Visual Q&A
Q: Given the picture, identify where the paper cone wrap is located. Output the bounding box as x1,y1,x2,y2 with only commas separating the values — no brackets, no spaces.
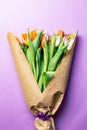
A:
7,32,77,130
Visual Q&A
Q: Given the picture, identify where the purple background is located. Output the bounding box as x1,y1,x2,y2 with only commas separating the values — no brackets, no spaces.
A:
0,0,87,130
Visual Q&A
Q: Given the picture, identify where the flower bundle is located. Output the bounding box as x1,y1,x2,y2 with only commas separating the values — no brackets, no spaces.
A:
7,29,77,130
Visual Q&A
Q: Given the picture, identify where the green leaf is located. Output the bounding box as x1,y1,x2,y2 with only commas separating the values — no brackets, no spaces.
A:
38,51,44,91
38,39,49,91
48,44,68,71
58,38,64,49
43,39,48,71
36,47,42,82
49,33,56,61
32,31,42,51
28,31,32,45
21,44,28,55
26,43,36,79
42,71,55,91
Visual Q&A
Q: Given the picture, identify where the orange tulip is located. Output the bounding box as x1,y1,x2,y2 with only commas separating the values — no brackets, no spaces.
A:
57,30,64,37
30,29,37,41
21,33,29,46
40,34,45,48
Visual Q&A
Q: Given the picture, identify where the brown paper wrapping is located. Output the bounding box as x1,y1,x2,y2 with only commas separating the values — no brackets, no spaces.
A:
7,32,77,130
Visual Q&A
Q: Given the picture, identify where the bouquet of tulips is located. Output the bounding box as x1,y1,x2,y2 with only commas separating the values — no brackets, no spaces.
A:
7,29,77,130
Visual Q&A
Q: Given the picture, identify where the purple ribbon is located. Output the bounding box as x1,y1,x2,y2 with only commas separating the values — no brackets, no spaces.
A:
36,111,51,121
